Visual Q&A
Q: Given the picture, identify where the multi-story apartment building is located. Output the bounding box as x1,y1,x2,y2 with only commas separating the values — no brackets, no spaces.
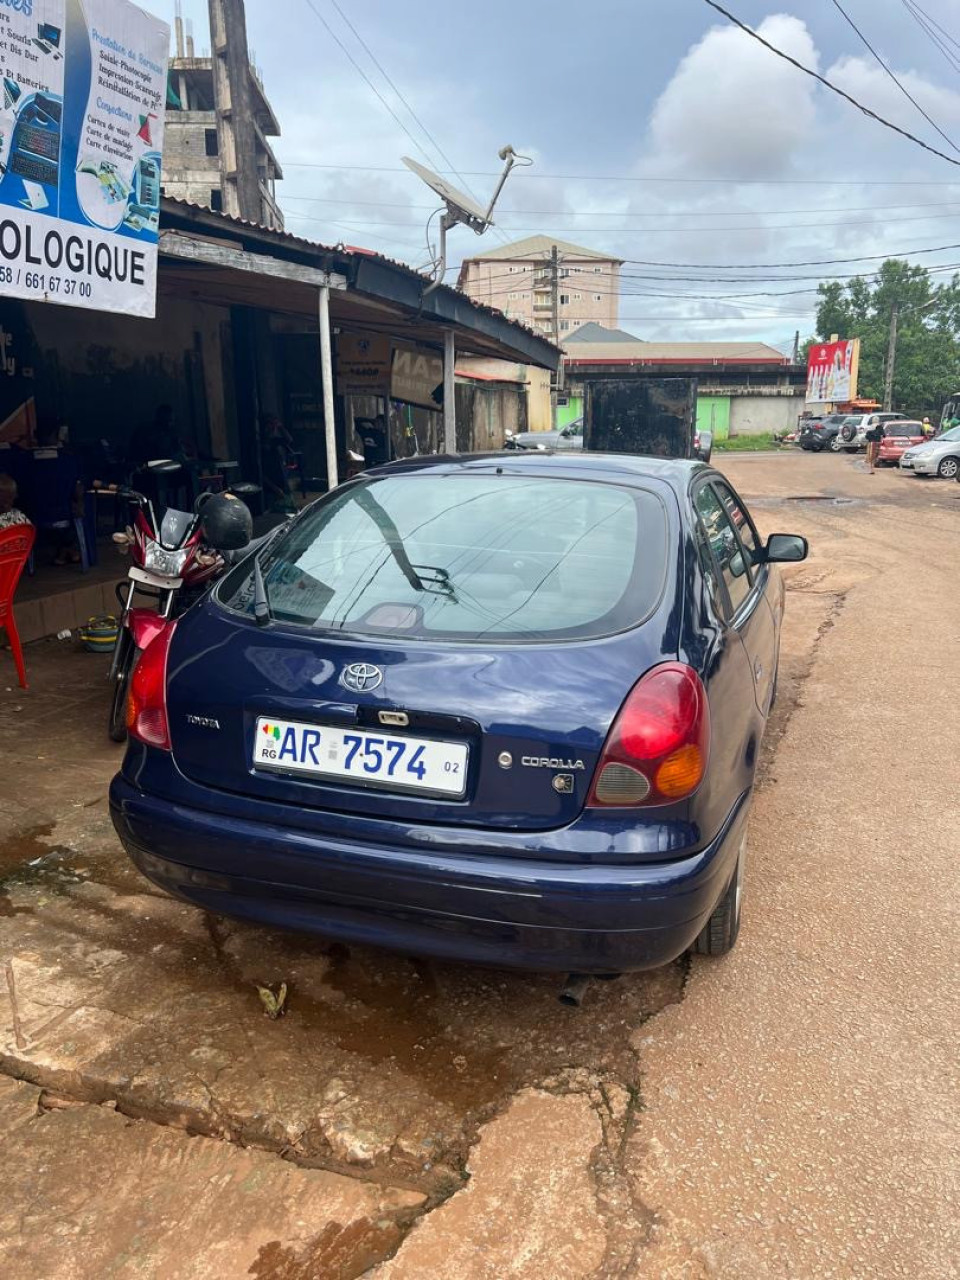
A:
458,235,622,338
162,1,284,230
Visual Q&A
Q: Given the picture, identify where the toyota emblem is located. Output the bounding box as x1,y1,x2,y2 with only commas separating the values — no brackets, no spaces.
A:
340,662,384,693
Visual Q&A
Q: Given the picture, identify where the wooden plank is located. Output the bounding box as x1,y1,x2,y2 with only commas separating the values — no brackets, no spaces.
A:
158,231,347,290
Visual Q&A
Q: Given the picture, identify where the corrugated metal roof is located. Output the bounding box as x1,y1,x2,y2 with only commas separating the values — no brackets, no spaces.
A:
566,322,642,344
464,234,624,263
565,340,790,364
159,196,558,354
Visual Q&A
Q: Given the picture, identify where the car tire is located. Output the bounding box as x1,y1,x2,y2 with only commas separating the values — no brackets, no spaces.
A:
810,440,824,453
937,456,959,479
694,838,745,956
829,436,843,452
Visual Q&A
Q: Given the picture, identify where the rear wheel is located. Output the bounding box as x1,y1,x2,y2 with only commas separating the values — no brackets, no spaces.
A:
694,838,745,956
829,436,843,452
108,630,139,743
937,456,959,479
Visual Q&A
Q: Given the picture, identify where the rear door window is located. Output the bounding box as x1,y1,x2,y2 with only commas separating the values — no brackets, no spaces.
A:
219,472,669,642
714,481,761,564
693,484,752,614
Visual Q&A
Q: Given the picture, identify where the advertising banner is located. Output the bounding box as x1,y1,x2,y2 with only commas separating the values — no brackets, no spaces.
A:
806,338,859,405
0,0,168,318
392,340,443,409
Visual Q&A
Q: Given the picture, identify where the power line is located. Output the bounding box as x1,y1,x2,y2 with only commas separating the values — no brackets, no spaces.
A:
278,193,960,218
830,0,960,155
287,210,960,234
320,0,509,249
300,0,442,171
900,0,960,74
279,161,960,186
620,240,960,269
701,0,960,168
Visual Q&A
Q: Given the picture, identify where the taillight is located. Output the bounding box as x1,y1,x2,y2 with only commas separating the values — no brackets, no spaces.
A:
588,663,710,807
126,622,176,750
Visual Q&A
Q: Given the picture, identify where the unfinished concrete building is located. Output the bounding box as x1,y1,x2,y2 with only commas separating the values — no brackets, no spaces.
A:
163,0,284,229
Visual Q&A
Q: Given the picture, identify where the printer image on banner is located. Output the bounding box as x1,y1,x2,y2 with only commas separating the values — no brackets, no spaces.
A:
0,0,169,318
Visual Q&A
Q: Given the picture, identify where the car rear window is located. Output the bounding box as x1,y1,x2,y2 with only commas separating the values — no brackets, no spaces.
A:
218,472,668,642
884,423,920,435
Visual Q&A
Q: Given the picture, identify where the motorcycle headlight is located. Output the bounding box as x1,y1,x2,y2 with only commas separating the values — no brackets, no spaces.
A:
142,543,191,577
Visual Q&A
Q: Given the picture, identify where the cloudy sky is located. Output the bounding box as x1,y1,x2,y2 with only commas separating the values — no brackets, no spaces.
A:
161,1,960,347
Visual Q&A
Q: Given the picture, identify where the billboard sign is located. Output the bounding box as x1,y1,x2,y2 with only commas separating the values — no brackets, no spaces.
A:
806,338,859,404
0,0,169,318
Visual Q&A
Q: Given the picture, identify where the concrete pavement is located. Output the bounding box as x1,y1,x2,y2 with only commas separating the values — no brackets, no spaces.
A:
0,451,957,1277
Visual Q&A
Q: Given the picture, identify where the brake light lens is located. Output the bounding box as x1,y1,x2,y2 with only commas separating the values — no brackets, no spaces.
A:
588,663,710,807
126,622,176,750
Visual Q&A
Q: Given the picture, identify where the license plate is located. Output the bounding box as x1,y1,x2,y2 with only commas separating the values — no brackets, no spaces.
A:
252,717,468,797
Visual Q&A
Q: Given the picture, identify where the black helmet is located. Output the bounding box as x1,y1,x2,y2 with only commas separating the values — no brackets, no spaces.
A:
200,492,253,551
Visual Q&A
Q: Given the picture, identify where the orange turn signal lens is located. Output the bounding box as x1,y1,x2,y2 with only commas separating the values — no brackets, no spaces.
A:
654,744,704,799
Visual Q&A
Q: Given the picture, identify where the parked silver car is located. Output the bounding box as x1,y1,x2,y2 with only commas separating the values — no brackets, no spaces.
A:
899,426,960,478
504,419,713,462
504,419,584,451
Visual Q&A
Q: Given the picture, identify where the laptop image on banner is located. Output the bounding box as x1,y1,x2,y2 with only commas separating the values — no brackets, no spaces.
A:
20,180,49,211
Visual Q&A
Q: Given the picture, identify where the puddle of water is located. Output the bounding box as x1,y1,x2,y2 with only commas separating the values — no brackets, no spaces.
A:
0,824,86,917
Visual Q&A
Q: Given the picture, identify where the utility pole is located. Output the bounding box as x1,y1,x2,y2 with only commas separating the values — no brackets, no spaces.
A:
208,0,262,222
550,244,562,427
792,330,800,364
883,301,900,411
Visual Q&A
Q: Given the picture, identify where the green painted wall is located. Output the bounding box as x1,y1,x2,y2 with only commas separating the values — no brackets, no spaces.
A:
557,395,583,428
696,395,731,440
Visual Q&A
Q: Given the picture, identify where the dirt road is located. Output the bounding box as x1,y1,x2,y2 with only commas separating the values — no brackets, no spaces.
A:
0,451,957,1277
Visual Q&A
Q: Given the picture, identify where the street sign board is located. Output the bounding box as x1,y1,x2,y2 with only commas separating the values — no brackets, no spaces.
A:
0,0,169,317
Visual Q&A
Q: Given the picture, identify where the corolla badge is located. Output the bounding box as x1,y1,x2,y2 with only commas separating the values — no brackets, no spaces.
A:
340,662,384,693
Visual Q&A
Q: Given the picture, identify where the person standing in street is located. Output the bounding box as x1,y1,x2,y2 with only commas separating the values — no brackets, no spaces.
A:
864,419,883,474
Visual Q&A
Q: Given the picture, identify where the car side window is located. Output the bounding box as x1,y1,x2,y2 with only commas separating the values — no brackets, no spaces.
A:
693,484,752,615
713,481,761,564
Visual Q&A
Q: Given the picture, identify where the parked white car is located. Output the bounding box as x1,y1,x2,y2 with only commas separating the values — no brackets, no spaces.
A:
835,412,906,452
899,426,960,478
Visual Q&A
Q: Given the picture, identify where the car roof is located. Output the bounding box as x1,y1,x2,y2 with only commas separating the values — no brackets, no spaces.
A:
368,450,709,492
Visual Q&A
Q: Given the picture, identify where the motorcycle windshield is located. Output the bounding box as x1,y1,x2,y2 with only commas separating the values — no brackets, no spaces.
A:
159,508,194,548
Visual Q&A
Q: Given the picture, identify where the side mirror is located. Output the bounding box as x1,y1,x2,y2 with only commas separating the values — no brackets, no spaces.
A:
764,533,808,563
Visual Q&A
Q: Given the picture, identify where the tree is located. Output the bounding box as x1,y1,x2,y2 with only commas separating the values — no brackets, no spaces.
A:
803,260,960,414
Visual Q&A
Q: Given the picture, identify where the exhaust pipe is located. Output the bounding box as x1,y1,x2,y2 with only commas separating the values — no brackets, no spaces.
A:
559,973,591,1007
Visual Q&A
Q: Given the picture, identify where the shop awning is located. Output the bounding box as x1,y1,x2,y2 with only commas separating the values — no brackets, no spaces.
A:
157,198,562,372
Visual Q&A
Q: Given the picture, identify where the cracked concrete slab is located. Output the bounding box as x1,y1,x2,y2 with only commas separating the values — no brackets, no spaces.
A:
372,1089,607,1280
0,1076,424,1280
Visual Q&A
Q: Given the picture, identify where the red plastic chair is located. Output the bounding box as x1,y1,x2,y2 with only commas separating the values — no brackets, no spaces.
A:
0,523,36,689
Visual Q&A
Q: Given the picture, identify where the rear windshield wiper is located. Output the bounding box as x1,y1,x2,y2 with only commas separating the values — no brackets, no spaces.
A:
354,488,425,592
252,553,271,626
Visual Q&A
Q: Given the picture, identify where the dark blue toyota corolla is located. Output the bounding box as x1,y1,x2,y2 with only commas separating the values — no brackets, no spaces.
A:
110,452,807,972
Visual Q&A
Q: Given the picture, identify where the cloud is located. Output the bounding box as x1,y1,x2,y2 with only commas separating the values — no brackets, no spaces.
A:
645,14,820,178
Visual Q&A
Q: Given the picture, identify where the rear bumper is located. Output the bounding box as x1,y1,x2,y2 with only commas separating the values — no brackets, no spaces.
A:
110,775,749,973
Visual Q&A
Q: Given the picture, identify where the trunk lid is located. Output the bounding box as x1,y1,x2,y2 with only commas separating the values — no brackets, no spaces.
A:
165,599,675,833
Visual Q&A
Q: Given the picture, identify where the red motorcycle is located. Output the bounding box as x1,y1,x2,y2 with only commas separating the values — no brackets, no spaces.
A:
107,462,254,741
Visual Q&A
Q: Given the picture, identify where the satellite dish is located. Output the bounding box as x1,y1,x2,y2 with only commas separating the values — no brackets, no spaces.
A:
402,157,491,232
404,145,531,293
